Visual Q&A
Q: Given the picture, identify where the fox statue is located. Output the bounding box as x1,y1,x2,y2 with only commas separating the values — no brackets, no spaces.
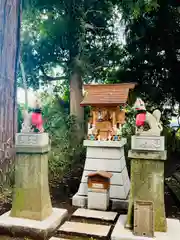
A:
21,95,44,133
133,98,163,136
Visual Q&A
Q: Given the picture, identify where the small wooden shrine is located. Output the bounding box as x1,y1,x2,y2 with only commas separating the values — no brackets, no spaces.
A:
81,83,136,141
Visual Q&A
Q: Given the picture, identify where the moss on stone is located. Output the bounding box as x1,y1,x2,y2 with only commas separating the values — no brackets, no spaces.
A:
126,158,167,232
10,153,52,220
10,188,26,217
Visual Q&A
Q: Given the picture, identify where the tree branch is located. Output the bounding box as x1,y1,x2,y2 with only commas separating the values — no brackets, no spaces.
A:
40,66,66,81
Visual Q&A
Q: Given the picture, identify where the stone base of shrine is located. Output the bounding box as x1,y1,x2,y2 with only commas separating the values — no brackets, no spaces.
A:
73,139,130,210
111,215,180,240
0,208,68,239
72,194,129,210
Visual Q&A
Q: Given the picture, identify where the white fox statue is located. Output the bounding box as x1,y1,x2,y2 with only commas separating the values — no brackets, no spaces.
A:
133,98,163,136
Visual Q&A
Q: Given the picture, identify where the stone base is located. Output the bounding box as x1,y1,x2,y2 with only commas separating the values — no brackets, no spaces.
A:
111,215,180,240
72,194,128,211
0,208,68,239
73,139,130,210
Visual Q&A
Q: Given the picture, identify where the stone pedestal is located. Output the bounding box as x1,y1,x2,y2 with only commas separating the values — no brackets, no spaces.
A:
126,135,167,232
111,215,180,240
0,133,68,239
11,133,52,220
72,139,130,210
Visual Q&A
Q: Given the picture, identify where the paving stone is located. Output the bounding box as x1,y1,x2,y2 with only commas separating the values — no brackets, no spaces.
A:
0,208,68,239
58,221,111,238
50,238,69,240
111,215,180,240
73,208,118,221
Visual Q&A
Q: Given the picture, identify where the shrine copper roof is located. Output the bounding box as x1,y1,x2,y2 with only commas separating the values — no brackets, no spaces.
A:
80,83,136,106
87,171,113,179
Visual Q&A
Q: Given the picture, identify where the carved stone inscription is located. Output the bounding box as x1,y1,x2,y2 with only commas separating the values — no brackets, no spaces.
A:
17,134,38,145
131,136,164,151
139,139,160,149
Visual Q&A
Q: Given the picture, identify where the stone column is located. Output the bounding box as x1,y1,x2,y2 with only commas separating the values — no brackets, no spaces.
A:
10,133,52,220
126,135,167,232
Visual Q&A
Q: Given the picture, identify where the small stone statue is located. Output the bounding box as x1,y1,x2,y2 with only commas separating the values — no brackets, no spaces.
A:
134,98,163,136
21,110,32,133
21,96,44,133
88,123,96,135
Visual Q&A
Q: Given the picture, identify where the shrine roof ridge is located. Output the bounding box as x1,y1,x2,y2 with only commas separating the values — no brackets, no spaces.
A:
83,82,137,88
87,171,113,179
81,82,136,106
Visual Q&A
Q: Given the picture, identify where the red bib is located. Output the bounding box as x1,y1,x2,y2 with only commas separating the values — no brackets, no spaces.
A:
136,113,146,127
31,112,43,131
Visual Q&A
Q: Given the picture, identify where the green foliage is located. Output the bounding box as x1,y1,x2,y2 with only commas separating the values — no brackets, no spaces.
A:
20,0,122,89
104,0,180,116
40,93,85,185
118,0,160,22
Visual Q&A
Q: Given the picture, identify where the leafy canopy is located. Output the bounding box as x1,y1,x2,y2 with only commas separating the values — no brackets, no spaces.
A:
106,0,180,115
20,0,122,89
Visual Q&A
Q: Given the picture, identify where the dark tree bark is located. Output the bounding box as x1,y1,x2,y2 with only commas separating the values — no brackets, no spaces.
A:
70,72,85,140
70,72,84,120
0,0,21,184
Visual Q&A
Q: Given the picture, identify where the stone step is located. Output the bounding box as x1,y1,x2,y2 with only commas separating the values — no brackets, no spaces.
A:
58,221,111,239
50,238,70,240
72,208,118,222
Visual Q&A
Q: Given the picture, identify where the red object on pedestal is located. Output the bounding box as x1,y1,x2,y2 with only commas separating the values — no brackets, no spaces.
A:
31,112,43,132
136,113,146,127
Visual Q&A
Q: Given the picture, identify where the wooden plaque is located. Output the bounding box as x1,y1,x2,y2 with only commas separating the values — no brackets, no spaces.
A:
134,200,154,238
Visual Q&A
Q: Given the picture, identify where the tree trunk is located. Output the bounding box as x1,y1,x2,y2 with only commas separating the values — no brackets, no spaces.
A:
70,72,84,120
0,0,21,185
69,72,84,140
20,57,28,110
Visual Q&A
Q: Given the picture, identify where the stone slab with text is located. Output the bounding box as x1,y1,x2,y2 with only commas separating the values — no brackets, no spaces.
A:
15,132,50,153
131,135,165,151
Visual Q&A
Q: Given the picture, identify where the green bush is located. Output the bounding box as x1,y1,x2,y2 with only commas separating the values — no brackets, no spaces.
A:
41,94,86,189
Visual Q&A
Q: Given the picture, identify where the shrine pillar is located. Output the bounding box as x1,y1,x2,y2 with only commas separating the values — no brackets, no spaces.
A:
126,135,167,232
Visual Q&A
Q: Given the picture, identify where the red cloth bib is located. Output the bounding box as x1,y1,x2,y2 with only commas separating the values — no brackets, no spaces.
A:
136,113,146,127
31,112,43,131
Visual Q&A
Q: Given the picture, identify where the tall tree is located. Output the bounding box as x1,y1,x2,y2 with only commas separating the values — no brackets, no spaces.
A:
21,0,120,122
0,0,21,183
107,0,180,113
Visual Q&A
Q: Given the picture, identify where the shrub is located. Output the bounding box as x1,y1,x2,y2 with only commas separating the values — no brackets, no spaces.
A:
41,94,86,190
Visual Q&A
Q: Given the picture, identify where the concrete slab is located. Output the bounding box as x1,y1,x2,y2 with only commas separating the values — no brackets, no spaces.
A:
84,139,127,148
84,158,125,172
59,221,111,238
72,208,118,221
111,215,180,240
72,194,129,210
0,208,68,239
50,238,69,240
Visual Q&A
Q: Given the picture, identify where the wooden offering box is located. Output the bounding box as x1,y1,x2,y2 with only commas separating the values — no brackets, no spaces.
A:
81,83,136,141
87,171,113,210
87,171,112,190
